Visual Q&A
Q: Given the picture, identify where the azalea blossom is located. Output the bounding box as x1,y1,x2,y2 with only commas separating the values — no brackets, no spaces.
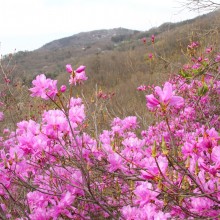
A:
67,65,88,85
215,54,220,62
192,63,201,69
188,41,199,49
29,74,58,100
151,35,155,44
142,37,146,44
148,53,153,59
134,182,159,207
69,72,88,85
146,82,184,110
206,47,212,54
137,85,147,91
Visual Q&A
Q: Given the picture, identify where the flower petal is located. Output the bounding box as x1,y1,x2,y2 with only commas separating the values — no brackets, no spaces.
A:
161,82,173,103
170,96,184,108
146,94,160,109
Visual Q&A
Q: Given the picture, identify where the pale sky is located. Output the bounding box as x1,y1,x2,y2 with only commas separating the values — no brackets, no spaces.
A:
0,0,201,55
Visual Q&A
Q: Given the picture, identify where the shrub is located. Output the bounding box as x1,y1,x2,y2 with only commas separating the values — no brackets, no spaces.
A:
0,43,219,219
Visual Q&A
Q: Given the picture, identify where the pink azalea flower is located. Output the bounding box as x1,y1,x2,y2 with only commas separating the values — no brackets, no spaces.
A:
206,47,212,54
198,128,220,150
215,54,220,62
211,146,220,164
68,65,88,85
140,156,168,179
183,64,191,70
69,104,85,124
197,57,203,62
146,82,184,110
142,37,146,44
57,191,75,209
42,109,68,133
122,116,138,130
188,41,199,49
4,77,10,84
111,116,138,135
29,74,58,100
69,72,88,85
29,207,51,220
108,153,124,172
146,94,160,109
192,63,201,69
190,197,214,213
148,53,153,59
151,34,155,43
134,182,159,207
121,205,140,220
137,85,147,91
69,97,83,107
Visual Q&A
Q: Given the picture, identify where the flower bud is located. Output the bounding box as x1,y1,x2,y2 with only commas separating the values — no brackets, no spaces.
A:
66,64,73,73
60,85,66,93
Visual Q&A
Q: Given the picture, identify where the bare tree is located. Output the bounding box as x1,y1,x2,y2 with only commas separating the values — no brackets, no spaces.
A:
180,0,220,11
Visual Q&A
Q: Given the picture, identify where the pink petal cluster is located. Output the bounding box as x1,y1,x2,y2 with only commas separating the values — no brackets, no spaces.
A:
148,53,153,59
215,54,220,62
188,41,199,49
151,34,155,43
137,84,147,91
146,82,184,110
66,64,88,85
29,74,58,100
142,37,147,44
205,47,212,53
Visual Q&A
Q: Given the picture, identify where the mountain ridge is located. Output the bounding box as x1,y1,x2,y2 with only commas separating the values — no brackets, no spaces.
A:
40,27,140,51
4,9,220,85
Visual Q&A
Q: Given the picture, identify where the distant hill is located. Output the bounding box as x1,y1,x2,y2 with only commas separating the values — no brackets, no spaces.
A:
3,10,220,87
10,27,142,83
41,28,140,51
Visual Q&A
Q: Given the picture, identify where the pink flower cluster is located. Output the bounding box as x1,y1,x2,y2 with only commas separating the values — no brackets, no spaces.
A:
137,84,147,91
0,45,220,219
66,64,88,85
29,74,58,100
188,41,199,49
146,82,184,111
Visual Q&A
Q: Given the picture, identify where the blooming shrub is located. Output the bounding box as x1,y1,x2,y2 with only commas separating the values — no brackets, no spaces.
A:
0,44,220,219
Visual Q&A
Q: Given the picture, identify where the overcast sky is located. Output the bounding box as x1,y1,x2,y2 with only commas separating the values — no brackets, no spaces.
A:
0,0,202,55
